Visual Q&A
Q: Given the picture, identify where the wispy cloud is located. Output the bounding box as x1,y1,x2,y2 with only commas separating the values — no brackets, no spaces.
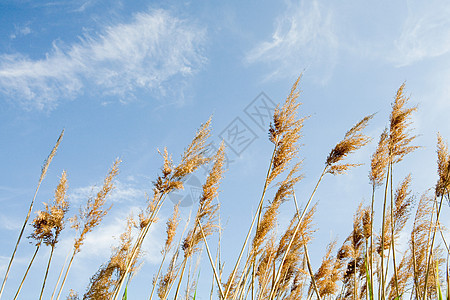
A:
393,0,450,66
245,0,337,83
69,179,146,205
0,9,206,110
10,24,32,40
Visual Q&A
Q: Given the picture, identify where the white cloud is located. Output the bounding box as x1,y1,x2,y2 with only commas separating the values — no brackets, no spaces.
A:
0,9,206,110
245,0,338,83
10,24,32,40
69,179,146,205
393,0,450,66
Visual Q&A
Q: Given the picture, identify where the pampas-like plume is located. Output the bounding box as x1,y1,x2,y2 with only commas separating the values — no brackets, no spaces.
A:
174,142,226,299
30,171,69,247
369,129,389,187
338,203,367,300
148,202,180,300
312,240,342,298
410,193,444,299
252,163,302,256
71,159,120,253
182,141,225,258
273,204,317,296
55,159,120,300
268,75,306,184
388,83,419,163
13,171,69,300
326,114,373,175
83,216,137,300
436,133,450,198
113,119,213,300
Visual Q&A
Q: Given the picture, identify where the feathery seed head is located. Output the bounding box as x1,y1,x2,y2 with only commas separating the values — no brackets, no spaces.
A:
268,75,306,184
436,133,450,198
369,128,389,187
388,83,419,163
29,170,69,247
72,159,120,253
326,114,373,175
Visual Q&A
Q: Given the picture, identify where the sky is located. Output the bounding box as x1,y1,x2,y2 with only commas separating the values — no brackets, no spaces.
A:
1,0,450,299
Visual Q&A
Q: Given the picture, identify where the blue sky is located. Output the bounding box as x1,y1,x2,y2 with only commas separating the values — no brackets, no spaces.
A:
1,0,450,298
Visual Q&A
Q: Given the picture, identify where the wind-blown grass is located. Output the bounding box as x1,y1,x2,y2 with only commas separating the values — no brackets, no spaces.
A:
0,79,448,300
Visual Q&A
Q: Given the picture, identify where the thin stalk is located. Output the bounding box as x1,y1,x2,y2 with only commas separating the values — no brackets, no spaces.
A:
411,229,421,300
160,212,192,300
446,253,449,300
55,250,76,300
148,248,169,300
50,246,71,300
423,195,444,299
185,250,194,299
223,147,277,299
255,251,275,300
369,184,376,300
210,222,222,300
231,244,254,300
389,164,400,299
380,161,391,300
173,257,188,300
303,238,321,300
112,193,167,300
268,166,327,299
12,245,40,300
293,190,321,300
197,219,225,298
39,245,55,300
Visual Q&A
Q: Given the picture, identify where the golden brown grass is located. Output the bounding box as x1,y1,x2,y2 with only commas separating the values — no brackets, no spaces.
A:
1,80,449,300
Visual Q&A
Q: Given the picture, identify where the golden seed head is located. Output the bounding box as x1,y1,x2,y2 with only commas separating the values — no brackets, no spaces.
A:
436,133,450,197
369,129,389,187
326,114,373,175
388,83,419,164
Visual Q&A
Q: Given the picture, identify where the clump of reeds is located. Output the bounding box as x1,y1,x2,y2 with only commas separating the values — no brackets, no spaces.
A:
2,79,450,300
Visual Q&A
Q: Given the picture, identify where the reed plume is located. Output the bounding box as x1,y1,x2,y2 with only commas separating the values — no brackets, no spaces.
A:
369,129,389,188
112,118,212,300
326,114,373,175
337,203,367,300
312,239,342,298
223,76,305,300
12,170,69,300
175,142,225,299
436,133,450,198
148,202,180,300
157,249,180,300
388,83,419,164
0,129,64,299
83,215,137,300
55,159,120,300
268,75,306,184
410,193,444,299
252,163,302,256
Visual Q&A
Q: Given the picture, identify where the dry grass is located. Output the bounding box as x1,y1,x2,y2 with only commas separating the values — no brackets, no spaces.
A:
1,80,449,300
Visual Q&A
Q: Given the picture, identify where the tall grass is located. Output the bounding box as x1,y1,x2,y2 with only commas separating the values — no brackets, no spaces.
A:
0,79,448,300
